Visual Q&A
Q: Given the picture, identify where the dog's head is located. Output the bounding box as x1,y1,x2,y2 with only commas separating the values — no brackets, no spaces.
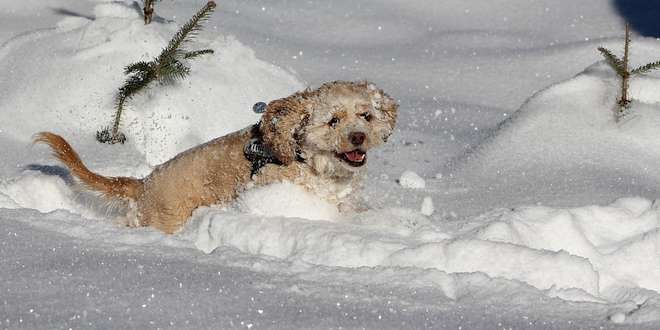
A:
260,81,398,177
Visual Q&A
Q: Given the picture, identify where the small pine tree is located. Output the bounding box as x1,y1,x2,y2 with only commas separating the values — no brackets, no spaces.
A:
143,0,154,25
98,1,217,144
143,0,159,25
598,23,660,120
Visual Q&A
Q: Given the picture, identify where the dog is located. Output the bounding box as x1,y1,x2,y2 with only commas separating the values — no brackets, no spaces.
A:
35,81,398,234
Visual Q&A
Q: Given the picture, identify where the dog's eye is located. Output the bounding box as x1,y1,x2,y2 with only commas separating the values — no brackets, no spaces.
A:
360,112,372,122
328,117,340,127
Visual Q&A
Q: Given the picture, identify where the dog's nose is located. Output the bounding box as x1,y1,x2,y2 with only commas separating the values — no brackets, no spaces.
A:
349,132,366,146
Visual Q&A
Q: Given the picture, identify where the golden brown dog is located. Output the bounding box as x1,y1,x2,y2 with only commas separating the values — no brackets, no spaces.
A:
35,81,398,234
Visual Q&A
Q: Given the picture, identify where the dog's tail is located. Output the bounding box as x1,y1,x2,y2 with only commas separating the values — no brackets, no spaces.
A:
34,132,142,200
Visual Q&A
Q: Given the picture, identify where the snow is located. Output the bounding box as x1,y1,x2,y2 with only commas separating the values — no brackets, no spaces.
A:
398,170,426,189
420,196,434,216
452,61,660,200
236,182,340,222
0,171,79,213
193,193,660,319
611,311,627,324
3,0,660,328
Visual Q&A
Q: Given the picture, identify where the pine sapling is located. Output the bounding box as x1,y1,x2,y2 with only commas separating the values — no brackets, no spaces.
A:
143,0,159,25
598,23,660,120
98,1,217,144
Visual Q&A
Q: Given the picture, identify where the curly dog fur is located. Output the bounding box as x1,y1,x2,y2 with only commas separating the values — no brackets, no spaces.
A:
35,81,398,234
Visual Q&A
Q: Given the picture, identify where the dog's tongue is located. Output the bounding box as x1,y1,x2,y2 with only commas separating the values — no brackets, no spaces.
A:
345,151,364,162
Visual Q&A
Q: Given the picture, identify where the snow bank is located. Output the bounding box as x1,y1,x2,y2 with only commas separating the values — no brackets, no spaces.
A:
0,1,303,165
451,60,660,201
193,190,660,323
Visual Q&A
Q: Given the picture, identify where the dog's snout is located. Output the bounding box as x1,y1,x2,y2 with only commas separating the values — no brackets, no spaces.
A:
349,132,366,146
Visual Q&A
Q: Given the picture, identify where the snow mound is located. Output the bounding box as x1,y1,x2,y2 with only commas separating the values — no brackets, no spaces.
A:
236,182,340,222
0,169,122,220
0,171,76,212
472,197,660,296
420,196,434,216
193,194,660,323
0,1,303,165
398,170,426,189
452,61,660,200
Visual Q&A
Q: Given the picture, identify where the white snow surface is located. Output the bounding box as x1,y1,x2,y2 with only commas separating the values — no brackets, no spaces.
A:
420,196,434,216
398,170,426,189
236,182,340,222
3,0,660,328
193,193,660,322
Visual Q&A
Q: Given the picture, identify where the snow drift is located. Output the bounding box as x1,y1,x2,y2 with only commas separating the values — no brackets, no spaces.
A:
0,1,303,166
451,58,660,204
193,187,660,323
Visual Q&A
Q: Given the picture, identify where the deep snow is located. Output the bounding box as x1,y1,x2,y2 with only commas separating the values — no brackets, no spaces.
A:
2,0,660,328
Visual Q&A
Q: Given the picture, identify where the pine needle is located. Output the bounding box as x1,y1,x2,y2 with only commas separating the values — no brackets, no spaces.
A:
597,47,625,77
158,60,191,84
631,60,660,75
157,1,216,64
124,61,152,74
184,49,214,59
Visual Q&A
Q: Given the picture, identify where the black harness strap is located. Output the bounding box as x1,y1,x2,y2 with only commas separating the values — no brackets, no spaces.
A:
244,123,282,176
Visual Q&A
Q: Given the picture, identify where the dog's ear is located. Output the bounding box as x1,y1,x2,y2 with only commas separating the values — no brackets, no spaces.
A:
260,93,311,165
364,82,399,141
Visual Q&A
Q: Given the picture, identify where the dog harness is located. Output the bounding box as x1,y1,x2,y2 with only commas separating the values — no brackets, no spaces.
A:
244,124,282,176
244,102,281,176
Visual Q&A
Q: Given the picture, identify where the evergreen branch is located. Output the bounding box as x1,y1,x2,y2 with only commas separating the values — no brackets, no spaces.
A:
158,60,190,84
598,47,625,76
631,60,660,75
106,71,153,142
124,61,152,75
119,72,154,100
158,1,216,63
100,1,216,144
113,95,128,131
183,49,214,59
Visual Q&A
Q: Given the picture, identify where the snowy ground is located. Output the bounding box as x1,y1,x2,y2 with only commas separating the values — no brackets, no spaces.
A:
2,0,660,328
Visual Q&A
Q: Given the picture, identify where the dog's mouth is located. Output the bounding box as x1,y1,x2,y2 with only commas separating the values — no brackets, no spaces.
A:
336,149,367,167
